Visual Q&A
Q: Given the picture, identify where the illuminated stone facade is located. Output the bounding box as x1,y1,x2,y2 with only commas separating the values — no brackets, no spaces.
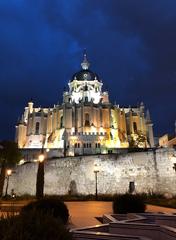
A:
16,53,154,155
7,148,176,196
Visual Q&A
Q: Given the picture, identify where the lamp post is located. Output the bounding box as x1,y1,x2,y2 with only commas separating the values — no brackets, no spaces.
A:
5,169,12,197
94,164,99,200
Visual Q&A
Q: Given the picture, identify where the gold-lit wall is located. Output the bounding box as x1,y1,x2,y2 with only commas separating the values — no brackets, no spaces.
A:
16,101,152,150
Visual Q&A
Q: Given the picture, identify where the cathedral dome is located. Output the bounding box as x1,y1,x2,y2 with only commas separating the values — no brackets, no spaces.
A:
71,51,100,81
72,69,99,81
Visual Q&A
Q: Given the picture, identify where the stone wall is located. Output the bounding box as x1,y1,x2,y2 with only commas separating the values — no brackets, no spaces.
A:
7,148,176,196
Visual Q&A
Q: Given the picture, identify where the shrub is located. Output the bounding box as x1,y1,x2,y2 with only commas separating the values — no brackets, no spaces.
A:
44,194,113,201
0,216,15,240
0,210,71,240
113,193,146,214
21,198,69,224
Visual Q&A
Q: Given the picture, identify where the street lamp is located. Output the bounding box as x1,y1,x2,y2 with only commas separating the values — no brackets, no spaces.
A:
5,169,12,197
94,164,99,200
38,153,45,162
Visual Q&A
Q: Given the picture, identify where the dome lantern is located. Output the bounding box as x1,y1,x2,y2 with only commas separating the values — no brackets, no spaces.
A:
71,50,100,82
81,50,90,70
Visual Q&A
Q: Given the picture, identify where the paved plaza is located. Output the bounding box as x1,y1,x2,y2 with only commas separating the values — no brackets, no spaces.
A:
66,202,176,228
1,201,176,228
66,201,112,227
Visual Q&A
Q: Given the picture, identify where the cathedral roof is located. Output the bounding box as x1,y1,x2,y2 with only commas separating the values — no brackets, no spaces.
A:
72,69,99,81
71,51,100,82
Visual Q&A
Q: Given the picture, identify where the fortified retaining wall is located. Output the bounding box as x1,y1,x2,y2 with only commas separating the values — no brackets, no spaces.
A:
7,148,176,196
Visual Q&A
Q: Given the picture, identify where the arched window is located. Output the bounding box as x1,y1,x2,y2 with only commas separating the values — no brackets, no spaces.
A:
60,116,63,128
110,132,113,140
129,181,135,194
35,122,40,135
133,122,137,133
85,113,90,127
84,85,88,91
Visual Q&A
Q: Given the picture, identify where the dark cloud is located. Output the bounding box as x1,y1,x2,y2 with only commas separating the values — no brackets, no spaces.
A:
0,0,175,139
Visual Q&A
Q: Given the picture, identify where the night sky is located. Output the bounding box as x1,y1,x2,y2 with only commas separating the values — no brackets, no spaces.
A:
0,0,176,140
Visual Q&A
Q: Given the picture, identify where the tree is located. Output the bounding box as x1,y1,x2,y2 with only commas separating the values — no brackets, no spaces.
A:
129,131,147,148
36,149,47,199
36,158,45,199
0,141,21,197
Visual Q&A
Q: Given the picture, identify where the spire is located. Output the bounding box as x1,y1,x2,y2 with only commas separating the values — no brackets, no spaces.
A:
28,99,34,113
81,49,90,70
140,101,145,113
146,109,152,124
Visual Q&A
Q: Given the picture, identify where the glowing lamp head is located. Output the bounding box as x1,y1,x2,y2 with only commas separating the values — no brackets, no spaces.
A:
7,169,12,176
38,154,45,162
94,164,99,173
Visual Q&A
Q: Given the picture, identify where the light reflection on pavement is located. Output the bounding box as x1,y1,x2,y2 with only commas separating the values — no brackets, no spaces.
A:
1,201,176,228
65,201,112,228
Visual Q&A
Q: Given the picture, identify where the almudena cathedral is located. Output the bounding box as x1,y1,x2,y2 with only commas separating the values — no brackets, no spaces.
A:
16,53,154,154
10,53,176,196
